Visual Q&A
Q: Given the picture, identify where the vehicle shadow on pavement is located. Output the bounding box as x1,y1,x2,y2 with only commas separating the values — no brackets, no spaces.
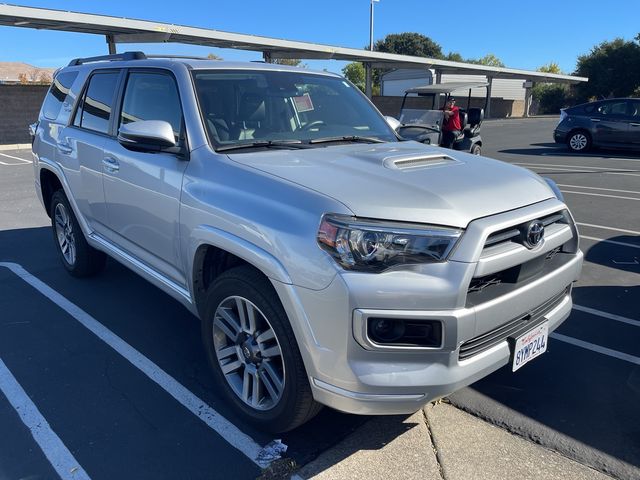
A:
448,282,640,480
0,227,374,469
584,236,640,275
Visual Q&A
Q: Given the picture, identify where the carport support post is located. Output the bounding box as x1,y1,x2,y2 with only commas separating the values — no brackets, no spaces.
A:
106,34,116,54
365,62,373,98
263,51,273,63
434,69,442,109
524,82,534,117
486,76,493,119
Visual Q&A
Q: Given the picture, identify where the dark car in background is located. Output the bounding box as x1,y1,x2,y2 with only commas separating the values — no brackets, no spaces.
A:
554,98,640,152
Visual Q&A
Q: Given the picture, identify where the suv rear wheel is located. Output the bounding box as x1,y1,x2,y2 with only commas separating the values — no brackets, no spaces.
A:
50,190,106,277
567,130,591,152
202,265,321,432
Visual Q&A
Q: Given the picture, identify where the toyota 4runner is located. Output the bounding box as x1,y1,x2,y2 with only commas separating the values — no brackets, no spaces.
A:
31,52,583,432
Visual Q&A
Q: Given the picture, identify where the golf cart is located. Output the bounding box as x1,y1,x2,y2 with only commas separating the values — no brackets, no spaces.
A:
395,82,488,155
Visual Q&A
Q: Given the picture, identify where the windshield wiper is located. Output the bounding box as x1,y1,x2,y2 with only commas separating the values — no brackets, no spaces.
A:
308,135,387,145
216,140,311,152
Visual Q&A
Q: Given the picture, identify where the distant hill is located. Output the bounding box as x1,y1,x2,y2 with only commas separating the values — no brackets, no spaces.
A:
0,62,56,83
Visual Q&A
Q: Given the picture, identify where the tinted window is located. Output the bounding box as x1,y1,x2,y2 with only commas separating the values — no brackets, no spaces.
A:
119,72,183,140
583,103,597,114
598,101,628,116
630,101,640,118
74,72,119,135
42,71,78,120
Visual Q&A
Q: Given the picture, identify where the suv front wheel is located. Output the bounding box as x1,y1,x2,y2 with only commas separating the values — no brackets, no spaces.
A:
50,190,106,277
202,265,321,432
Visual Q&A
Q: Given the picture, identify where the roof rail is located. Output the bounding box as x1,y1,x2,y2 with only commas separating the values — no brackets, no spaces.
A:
146,54,210,60
67,51,147,67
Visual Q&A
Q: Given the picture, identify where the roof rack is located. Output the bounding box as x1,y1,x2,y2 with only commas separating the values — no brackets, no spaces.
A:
67,51,147,67
146,54,210,61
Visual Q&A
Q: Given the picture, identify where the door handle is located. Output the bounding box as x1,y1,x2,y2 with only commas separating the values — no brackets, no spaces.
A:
630,123,640,127
56,141,73,154
590,118,601,122
102,157,120,173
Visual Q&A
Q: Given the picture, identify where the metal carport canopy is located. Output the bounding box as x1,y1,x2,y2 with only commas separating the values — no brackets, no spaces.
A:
0,3,587,85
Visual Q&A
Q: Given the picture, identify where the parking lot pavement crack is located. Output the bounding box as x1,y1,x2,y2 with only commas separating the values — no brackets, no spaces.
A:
103,356,160,433
423,404,447,480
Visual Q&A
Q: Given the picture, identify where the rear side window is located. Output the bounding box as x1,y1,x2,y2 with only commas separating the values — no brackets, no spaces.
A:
119,72,183,141
73,72,120,135
42,71,78,120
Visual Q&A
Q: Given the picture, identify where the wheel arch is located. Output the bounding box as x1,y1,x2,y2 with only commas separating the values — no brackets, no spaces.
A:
190,226,293,318
39,167,64,218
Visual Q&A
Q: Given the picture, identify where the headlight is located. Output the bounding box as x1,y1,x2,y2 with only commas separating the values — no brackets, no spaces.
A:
317,214,462,272
543,177,564,202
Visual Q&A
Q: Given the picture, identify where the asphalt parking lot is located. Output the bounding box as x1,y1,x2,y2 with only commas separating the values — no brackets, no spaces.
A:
0,117,638,480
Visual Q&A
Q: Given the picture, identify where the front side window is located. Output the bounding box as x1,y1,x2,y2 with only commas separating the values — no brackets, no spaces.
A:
73,72,119,135
193,70,396,149
598,101,629,117
119,72,183,142
42,71,78,120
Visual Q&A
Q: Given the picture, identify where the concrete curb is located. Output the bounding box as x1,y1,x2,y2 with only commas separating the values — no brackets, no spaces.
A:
0,144,31,151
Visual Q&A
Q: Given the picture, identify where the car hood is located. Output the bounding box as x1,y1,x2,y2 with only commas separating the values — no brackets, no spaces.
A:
227,141,554,228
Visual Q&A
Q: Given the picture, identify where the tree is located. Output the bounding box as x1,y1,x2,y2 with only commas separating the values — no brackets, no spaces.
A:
272,58,307,68
18,73,28,84
28,69,41,82
445,52,464,62
468,54,505,67
573,37,640,101
373,33,444,59
207,53,223,60
38,72,52,84
532,63,569,114
342,62,365,92
537,62,562,74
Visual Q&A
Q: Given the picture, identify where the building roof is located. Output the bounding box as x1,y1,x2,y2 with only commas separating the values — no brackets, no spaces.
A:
405,82,490,95
0,4,588,85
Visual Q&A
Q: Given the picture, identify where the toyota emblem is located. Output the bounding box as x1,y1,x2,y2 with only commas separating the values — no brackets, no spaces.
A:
524,220,545,249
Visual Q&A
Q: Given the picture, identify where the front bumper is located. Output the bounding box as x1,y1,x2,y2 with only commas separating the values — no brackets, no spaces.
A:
553,129,567,143
272,200,583,415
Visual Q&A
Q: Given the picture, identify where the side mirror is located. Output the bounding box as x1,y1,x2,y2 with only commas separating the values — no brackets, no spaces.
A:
118,120,177,152
384,115,401,131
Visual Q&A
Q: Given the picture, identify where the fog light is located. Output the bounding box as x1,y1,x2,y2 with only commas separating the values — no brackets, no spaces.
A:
369,318,406,343
366,318,443,347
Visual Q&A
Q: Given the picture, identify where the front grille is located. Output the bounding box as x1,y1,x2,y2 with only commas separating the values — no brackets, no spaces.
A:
458,286,570,361
484,211,567,250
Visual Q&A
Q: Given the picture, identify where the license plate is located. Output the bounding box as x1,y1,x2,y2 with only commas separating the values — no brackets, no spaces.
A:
512,322,549,372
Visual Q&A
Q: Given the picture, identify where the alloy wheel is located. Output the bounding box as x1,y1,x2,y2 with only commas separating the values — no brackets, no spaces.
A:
54,203,76,266
212,296,285,411
569,133,588,151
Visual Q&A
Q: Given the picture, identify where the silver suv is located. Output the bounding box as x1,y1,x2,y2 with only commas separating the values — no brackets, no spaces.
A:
32,52,583,432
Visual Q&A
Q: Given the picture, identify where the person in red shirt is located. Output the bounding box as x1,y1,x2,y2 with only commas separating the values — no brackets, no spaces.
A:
441,97,461,148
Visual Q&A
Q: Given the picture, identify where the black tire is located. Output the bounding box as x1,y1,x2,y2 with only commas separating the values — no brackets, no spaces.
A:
202,265,321,432
50,190,106,277
470,144,481,155
567,130,591,153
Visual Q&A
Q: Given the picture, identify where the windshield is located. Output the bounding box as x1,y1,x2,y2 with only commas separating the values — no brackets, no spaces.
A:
193,70,397,150
399,109,444,127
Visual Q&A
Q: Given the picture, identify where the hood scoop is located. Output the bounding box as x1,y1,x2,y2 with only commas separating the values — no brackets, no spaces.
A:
383,153,459,170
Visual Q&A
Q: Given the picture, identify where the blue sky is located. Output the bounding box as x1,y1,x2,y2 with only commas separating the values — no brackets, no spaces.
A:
1,0,638,75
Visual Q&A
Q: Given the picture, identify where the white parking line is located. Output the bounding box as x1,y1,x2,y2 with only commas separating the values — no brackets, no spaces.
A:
561,190,640,201
0,262,270,469
550,333,640,366
580,235,640,249
574,304,640,328
557,184,640,195
0,358,91,480
576,222,640,235
513,162,640,177
0,152,32,164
